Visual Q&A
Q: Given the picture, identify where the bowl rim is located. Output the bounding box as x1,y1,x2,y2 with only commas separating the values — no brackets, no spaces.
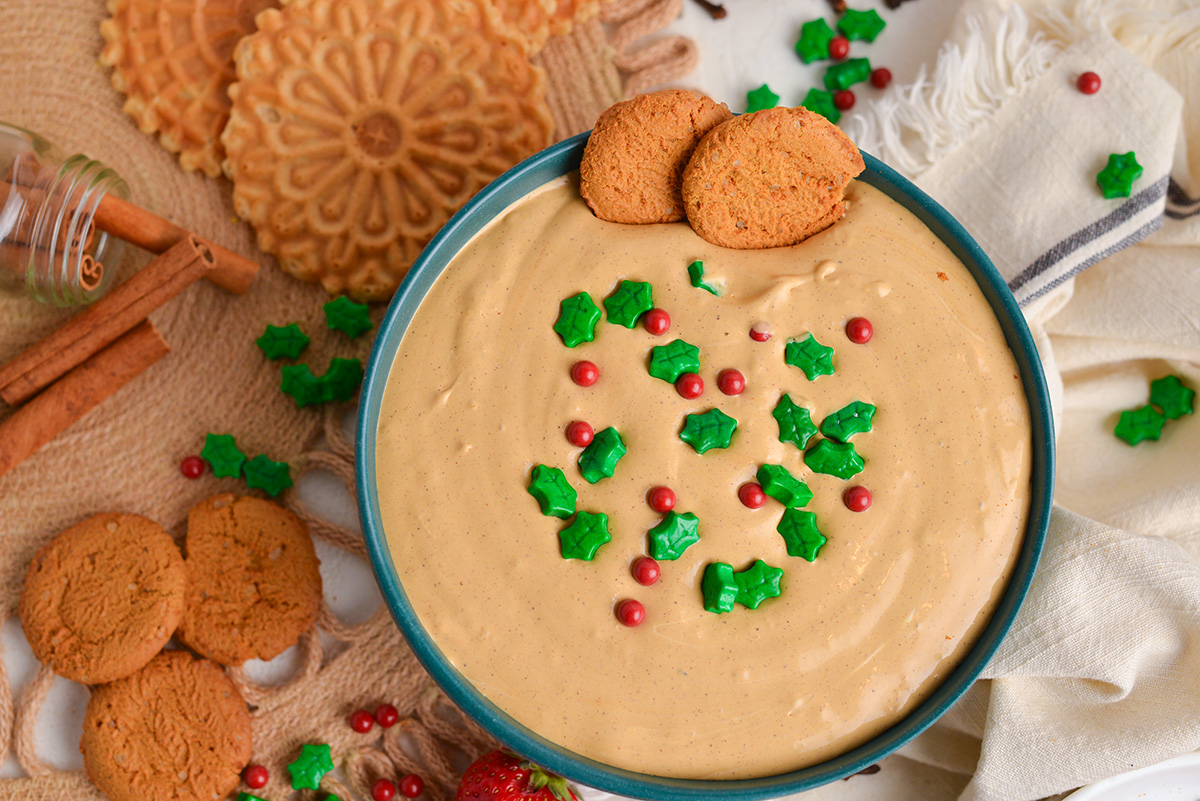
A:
356,131,1056,800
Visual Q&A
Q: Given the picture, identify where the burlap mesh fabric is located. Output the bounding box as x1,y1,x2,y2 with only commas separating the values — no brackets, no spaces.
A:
0,0,693,798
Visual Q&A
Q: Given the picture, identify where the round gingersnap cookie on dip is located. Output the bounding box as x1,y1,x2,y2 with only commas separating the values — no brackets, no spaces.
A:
81,649,251,801
681,106,865,249
580,89,733,225
18,513,186,685
177,493,321,666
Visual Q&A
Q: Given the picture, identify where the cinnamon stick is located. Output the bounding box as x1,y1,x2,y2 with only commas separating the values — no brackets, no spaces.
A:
0,236,213,406
0,321,169,481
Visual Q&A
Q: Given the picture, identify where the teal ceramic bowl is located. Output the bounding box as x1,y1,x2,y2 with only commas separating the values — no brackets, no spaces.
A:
356,132,1055,800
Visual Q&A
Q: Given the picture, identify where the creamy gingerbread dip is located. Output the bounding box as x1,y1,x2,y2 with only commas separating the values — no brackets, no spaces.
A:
375,174,1031,780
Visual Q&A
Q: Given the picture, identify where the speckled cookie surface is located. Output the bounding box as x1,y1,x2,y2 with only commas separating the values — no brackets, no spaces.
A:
81,649,251,801
177,493,321,666
18,513,186,685
580,89,733,224
681,106,866,249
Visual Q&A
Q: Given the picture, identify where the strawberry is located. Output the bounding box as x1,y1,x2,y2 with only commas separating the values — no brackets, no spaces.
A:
456,750,579,801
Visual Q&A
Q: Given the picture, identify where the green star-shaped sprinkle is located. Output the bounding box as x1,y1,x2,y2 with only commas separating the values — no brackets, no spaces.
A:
553,291,601,348
773,394,818,450
785,334,836,380
1114,404,1166,445
824,57,872,91
756,464,813,508
648,511,701,560
801,88,841,124
746,83,780,113
243,454,293,497
281,364,326,408
820,401,876,442
1096,152,1143,199
200,433,246,478
777,509,827,561
559,511,612,560
837,8,886,41
648,338,701,383
238,795,268,801
321,357,363,402
1149,374,1194,419
734,560,784,609
527,464,577,518
795,18,836,63
578,426,626,484
256,323,310,360
604,280,654,328
679,408,738,454
324,296,372,338
288,743,334,790
686,260,721,296
805,438,864,479
701,562,738,613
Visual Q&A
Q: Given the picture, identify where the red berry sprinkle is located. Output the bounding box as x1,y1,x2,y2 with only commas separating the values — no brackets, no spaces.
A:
828,35,850,59
632,556,661,586
717,368,746,396
643,308,671,336
676,372,704,399
648,486,677,514
749,323,772,342
833,90,856,111
373,778,397,801
738,482,766,509
1077,71,1101,94
846,317,873,344
571,360,599,387
180,455,205,479
243,765,269,789
350,709,374,733
844,485,872,512
616,599,646,627
374,704,399,728
399,774,425,799
871,67,893,89
566,420,594,447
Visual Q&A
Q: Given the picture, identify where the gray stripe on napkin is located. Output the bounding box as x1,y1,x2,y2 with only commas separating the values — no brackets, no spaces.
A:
1165,178,1200,219
1019,216,1164,305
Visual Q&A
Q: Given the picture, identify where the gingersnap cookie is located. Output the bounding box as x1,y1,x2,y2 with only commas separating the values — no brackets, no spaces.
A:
580,89,733,225
100,0,281,177
681,106,866,249
81,649,251,801
177,493,321,666
221,0,556,300
18,513,185,685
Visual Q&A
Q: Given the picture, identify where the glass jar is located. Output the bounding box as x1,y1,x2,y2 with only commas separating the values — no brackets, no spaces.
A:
0,122,130,306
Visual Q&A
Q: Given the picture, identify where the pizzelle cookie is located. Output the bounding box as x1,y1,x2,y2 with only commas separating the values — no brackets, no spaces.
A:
177,493,321,666
18,513,185,685
487,0,603,53
222,0,556,300
81,650,252,801
681,106,866,249
580,89,733,225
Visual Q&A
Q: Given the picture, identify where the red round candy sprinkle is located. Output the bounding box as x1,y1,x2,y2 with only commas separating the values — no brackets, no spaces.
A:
180,455,205,479
373,778,398,801
616,599,645,627
675,372,704,399
243,765,269,789
648,486,676,514
399,774,425,799
846,317,873,344
870,67,893,89
834,90,856,111
566,420,594,447
738,482,766,509
374,704,399,728
1077,71,1101,94
828,35,850,59
350,709,374,733
844,485,872,512
571,360,599,387
749,323,772,342
643,308,671,336
717,368,746,396
632,556,661,586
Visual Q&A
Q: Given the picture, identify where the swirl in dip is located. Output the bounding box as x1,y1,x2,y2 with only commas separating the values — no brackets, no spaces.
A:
375,173,1031,780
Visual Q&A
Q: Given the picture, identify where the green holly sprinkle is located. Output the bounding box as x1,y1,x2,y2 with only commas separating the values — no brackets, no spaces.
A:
281,364,326,408
702,562,738,613
579,427,626,484
785,334,835,380
324,296,372,338
256,323,310,360
237,795,267,801
734,560,784,609
649,339,701,383
527,465,577,518
821,401,876,442
801,88,841,125
679,408,738,454
1096,152,1143,199
648,511,701,560
553,291,602,348
824,57,872,91
756,463,813,508
777,509,827,561
773,394,818,449
322,357,363,402
746,83,780,113
795,18,835,63
1149,375,1194,419
837,8,886,41
604,280,654,328
243,454,293,497
687,260,721,296
288,743,334,790
1114,404,1166,445
201,433,246,478
805,438,864,479
559,511,612,560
